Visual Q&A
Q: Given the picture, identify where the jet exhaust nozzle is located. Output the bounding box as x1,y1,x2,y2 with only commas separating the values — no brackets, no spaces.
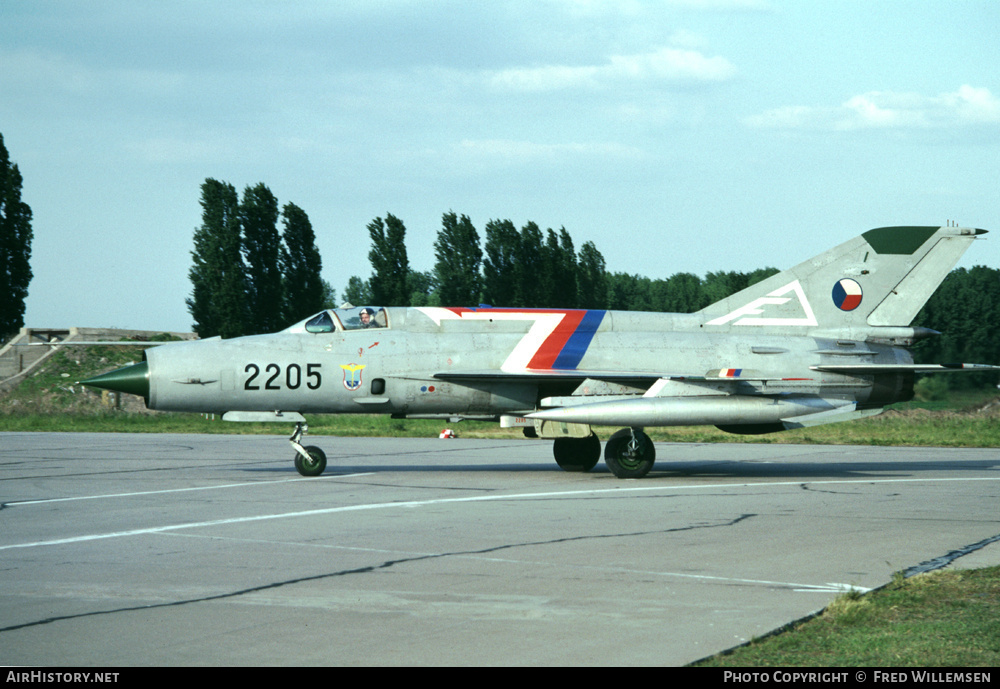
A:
79,361,150,399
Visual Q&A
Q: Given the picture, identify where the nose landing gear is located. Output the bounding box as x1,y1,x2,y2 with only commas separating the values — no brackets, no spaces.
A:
290,421,327,476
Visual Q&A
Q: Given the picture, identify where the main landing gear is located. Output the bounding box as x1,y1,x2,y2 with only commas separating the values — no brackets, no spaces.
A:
603,428,656,479
553,433,601,472
551,428,656,479
290,421,327,477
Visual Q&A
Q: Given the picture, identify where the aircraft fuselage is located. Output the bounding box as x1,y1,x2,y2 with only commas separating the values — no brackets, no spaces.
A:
141,306,914,418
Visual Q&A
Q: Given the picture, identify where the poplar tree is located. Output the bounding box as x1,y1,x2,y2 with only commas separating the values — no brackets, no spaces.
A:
367,214,410,305
541,227,578,308
576,241,607,309
434,211,481,306
240,183,284,334
538,228,561,307
186,179,247,338
280,202,325,324
0,134,33,337
517,222,545,307
559,228,580,307
482,219,520,307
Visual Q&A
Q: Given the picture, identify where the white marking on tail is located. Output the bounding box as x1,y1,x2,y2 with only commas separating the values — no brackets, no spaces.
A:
706,280,818,327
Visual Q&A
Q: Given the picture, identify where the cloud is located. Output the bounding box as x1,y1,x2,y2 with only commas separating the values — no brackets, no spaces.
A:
124,137,225,165
747,85,1000,131
490,46,736,92
457,138,645,164
0,48,97,93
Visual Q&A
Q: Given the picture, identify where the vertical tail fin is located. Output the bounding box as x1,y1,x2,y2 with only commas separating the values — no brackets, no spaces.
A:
697,226,987,334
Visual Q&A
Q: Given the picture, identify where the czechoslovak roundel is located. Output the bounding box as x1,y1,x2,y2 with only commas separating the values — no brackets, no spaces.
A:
832,278,863,311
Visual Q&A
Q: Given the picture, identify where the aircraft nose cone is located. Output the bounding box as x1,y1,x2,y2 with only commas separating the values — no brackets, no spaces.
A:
79,361,150,399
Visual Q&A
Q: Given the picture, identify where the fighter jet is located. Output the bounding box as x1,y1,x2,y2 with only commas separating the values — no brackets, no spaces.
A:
82,225,998,478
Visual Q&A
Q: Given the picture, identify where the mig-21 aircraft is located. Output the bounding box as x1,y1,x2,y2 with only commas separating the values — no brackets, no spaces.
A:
82,225,999,478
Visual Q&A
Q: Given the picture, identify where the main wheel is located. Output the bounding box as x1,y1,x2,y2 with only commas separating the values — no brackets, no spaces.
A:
553,433,601,472
604,429,655,479
294,445,327,477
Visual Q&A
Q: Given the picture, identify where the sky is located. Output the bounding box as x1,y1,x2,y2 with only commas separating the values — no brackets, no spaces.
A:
2,0,998,332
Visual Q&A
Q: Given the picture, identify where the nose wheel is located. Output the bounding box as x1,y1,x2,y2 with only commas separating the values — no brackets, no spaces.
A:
290,422,327,476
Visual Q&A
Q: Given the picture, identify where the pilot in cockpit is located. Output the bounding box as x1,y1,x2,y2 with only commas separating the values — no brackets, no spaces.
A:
359,307,386,328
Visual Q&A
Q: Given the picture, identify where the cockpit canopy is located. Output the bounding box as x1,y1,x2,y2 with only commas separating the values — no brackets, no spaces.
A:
303,311,336,333
288,306,389,334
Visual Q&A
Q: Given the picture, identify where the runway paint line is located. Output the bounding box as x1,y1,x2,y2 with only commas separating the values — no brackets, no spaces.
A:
620,568,869,593
4,475,1000,552
6,473,377,506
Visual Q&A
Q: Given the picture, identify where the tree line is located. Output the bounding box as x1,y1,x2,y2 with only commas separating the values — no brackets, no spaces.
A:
343,212,612,310
346,211,783,314
186,179,328,339
913,266,1000,388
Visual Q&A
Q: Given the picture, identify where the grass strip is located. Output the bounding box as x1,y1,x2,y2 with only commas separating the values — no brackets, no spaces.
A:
691,567,1000,667
3,410,1000,448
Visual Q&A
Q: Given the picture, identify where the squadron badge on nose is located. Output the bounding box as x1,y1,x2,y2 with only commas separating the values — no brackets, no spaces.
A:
340,363,365,391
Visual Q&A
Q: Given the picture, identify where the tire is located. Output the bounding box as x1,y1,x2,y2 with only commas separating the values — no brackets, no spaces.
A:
553,433,601,472
294,445,327,477
604,429,655,479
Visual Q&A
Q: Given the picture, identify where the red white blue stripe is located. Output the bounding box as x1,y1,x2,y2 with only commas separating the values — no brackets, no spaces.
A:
419,307,606,371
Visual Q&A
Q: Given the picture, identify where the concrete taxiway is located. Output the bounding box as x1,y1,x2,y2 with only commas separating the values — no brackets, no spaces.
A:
1,432,999,666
